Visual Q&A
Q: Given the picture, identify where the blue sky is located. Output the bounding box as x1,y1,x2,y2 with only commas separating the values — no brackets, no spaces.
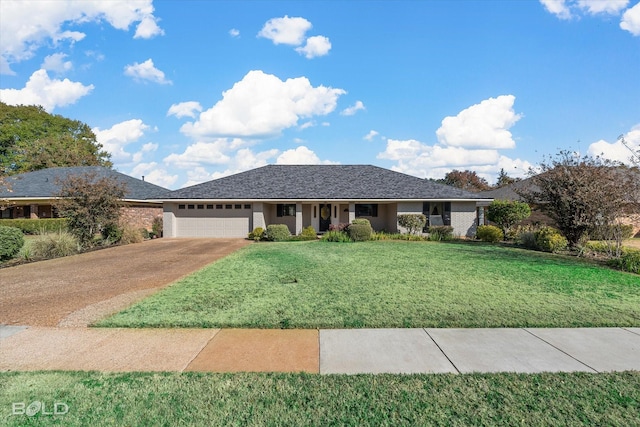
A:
1,0,639,189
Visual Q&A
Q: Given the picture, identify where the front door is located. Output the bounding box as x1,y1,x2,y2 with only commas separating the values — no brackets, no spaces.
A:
319,203,331,232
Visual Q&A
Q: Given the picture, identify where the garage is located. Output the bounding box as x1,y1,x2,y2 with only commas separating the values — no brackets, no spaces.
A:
168,203,252,238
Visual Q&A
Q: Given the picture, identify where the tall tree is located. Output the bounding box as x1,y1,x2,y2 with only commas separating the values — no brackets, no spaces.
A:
0,102,111,175
487,199,531,239
443,169,490,192
517,151,640,247
495,168,519,188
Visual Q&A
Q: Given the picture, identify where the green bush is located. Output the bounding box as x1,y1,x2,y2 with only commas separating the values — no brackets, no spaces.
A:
299,226,317,240
348,223,373,241
476,225,504,243
397,214,427,235
248,227,265,241
30,231,80,259
263,224,291,242
351,218,371,226
101,223,123,244
140,228,151,239
0,225,24,260
427,226,454,241
534,227,568,253
371,231,427,241
152,216,163,238
0,218,68,235
120,225,144,245
588,224,635,241
609,249,640,274
320,230,351,242
516,231,538,250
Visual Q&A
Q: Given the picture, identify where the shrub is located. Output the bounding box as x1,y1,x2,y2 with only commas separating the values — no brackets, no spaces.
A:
397,214,427,235
248,227,265,241
427,226,454,241
516,231,538,250
320,230,351,242
609,249,640,274
263,224,291,242
329,223,349,232
30,231,80,259
0,218,68,235
588,224,635,241
152,216,163,238
534,227,568,253
0,226,24,260
299,226,317,240
351,218,371,226
101,223,123,244
476,225,504,243
120,225,144,245
348,223,373,241
140,228,151,239
487,200,531,239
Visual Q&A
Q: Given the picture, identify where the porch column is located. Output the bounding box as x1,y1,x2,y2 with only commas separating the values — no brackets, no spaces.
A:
253,202,265,230
295,202,303,235
348,202,355,224
30,204,39,219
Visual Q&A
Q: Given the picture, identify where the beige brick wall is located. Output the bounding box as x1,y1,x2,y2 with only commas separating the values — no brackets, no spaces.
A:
450,202,478,237
120,205,163,230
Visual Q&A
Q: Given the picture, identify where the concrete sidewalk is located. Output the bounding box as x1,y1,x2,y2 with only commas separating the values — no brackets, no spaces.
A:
1,326,639,374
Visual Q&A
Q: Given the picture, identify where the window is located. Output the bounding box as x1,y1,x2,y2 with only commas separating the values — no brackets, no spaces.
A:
355,204,378,217
197,204,204,209
178,204,186,210
206,205,214,209
225,204,232,209
216,204,223,209
277,203,296,217
188,204,195,210
244,204,251,209
234,204,242,209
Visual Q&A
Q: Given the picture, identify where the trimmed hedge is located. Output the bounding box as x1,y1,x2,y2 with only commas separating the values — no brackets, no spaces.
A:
609,248,640,274
0,225,24,260
348,223,373,241
476,225,504,243
263,224,291,242
0,218,68,235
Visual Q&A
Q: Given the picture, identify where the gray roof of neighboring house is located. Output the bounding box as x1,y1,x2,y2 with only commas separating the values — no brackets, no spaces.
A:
165,165,491,200
478,179,534,201
0,166,170,200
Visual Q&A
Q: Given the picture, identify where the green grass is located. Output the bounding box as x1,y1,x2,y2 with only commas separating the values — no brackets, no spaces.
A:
99,241,640,329
1,371,638,426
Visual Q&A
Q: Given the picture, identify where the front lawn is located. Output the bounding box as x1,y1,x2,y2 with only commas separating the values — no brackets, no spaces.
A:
1,371,638,426
99,241,640,329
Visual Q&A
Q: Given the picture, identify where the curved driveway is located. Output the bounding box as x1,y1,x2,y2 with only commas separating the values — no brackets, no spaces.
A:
0,238,250,327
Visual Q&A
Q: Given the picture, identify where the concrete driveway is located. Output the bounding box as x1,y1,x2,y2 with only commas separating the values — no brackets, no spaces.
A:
0,238,250,327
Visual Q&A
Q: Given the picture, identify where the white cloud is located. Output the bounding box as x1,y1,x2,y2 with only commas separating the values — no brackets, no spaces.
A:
130,162,177,189
364,130,379,141
258,16,312,45
180,70,345,139
132,142,158,163
276,146,338,165
164,139,253,169
621,2,640,35
578,0,629,15
436,95,521,149
134,15,164,39
587,124,640,164
0,0,163,73
229,28,240,37
167,101,203,118
295,35,332,58
341,100,365,116
540,0,572,19
41,53,72,73
124,58,171,84
183,148,280,185
93,119,149,162
0,69,93,111
377,138,532,180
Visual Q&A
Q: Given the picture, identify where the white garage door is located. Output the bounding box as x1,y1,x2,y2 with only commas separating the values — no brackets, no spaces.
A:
176,217,250,237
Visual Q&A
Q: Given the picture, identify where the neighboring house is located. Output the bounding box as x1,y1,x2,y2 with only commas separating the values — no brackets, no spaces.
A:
162,165,493,238
0,166,169,230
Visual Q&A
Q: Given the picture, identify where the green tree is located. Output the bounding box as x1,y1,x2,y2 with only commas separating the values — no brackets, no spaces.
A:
397,214,427,235
518,151,640,248
487,199,531,239
495,168,519,188
54,172,125,247
0,102,111,175
443,170,490,192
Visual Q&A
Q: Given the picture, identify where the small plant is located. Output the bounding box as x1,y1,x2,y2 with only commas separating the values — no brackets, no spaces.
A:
152,216,163,238
248,227,265,241
0,225,24,260
349,220,373,241
608,248,640,274
0,218,68,235
140,228,151,239
101,223,123,245
476,225,504,243
30,231,80,259
534,226,568,253
263,224,291,242
397,214,427,235
320,230,352,242
427,226,454,241
299,225,317,240
120,225,144,245
329,223,349,232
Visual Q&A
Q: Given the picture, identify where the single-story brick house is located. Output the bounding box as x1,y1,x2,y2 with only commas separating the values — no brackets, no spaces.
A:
0,166,169,230
162,165,493,238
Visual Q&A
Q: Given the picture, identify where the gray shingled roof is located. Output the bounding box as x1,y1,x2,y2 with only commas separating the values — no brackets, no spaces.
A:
0,166,170,200
166,165,490,200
